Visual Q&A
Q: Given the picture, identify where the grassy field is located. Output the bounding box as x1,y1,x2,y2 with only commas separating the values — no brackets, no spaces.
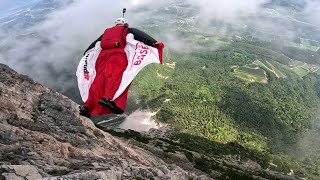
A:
288,40,319,52
238,66,266,76
301,63,310,70
265,61,286,78
253,60,272,71
253,60,286,79
288,59,320,78
232,64,268,84
289,60,305,67
245,64,260,69
292,67,309,77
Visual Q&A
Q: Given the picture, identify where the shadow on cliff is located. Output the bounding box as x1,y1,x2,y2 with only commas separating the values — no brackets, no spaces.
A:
95,124,309,179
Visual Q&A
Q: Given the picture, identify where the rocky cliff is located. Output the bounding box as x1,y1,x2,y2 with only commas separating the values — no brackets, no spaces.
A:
0,63,305,180
0,64,208,180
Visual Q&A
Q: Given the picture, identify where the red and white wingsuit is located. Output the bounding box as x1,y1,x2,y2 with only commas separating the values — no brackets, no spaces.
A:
76,25,164,116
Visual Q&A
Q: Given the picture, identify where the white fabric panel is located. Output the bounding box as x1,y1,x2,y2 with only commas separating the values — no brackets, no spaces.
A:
76,33,162,103
76,42,101,102
112,33,161,100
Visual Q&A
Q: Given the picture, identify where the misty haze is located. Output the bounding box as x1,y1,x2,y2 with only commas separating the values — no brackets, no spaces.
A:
1,0,320,179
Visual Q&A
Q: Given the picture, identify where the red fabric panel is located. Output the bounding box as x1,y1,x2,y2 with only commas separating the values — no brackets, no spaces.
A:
101,25,128,49
83,49,128,116
100,41,119,49
103,52,128,99
83,25,129,116
83,50,111,115
155,42,165,64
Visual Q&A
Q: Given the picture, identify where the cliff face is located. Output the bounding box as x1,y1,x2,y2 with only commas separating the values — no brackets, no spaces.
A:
0,64,207,180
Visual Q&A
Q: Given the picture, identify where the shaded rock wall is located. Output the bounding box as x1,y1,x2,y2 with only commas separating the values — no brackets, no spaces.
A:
0,64,209,180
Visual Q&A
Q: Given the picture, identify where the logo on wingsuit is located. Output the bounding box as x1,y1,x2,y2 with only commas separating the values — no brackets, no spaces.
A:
83,54,90,80
132,43,151,66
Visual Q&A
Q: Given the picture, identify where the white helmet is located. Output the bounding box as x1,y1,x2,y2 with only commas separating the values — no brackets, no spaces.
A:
115,17,128,25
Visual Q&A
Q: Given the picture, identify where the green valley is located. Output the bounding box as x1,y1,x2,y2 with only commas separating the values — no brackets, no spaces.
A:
129,35,320,179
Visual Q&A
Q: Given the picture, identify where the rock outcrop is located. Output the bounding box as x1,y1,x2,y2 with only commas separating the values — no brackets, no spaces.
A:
0,64,305,180
0,64,208,180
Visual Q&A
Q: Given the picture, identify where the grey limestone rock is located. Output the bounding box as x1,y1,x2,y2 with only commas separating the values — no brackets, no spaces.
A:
0,63,209,180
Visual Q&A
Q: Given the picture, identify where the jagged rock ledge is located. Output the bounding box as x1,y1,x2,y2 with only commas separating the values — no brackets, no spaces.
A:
0,64,209,180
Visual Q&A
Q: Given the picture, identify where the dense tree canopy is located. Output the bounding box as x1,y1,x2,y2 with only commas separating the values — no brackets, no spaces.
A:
130,38,320,179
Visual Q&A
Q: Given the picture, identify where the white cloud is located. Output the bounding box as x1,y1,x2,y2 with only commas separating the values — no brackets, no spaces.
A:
186,0,270,24
303,0,320,27
1,0,320,100
119,109,165,132
0,0,142,98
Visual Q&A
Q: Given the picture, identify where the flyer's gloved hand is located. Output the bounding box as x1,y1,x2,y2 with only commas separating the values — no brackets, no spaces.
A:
101,41,121,49
154,42,164,48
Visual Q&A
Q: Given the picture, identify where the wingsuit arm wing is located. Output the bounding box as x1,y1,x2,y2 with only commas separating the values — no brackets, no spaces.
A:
128,28,158,47
84,34,103,55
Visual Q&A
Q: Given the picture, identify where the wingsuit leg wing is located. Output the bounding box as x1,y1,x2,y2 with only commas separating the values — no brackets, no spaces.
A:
77,30,164,117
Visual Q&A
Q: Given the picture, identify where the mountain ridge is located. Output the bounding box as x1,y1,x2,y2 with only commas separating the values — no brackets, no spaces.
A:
0,63,307,179
0,61,308,179
0,63,210,179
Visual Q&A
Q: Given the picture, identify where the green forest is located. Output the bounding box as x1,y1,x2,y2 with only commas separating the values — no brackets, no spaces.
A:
129,37,320,179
